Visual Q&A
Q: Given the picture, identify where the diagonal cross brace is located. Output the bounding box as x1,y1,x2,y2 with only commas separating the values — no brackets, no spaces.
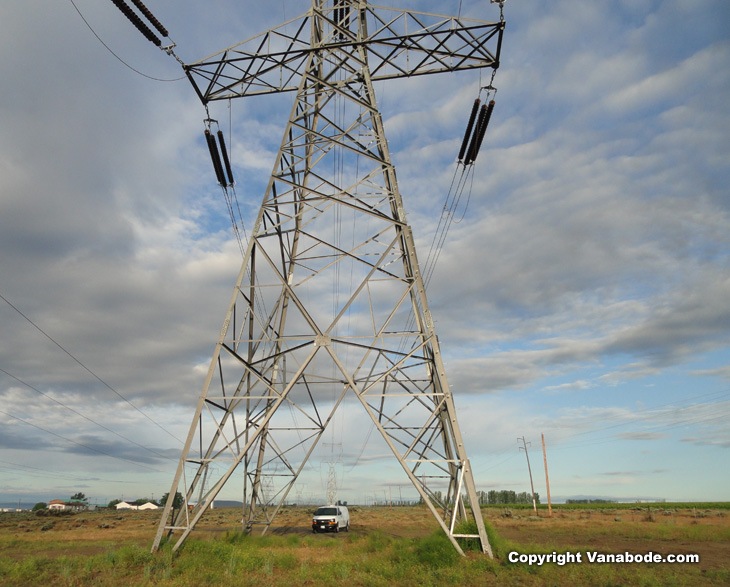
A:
183,5,504,102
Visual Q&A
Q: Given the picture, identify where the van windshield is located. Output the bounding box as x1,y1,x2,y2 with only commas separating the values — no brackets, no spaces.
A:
315,507,338,516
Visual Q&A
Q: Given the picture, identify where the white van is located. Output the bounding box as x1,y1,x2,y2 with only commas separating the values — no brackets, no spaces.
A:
311,505,350,533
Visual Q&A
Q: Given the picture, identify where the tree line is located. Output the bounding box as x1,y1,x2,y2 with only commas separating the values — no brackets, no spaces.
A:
419,490,540,506
476,490,541,505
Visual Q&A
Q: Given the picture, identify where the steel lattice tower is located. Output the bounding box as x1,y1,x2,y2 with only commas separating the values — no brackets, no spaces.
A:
153,0,505,556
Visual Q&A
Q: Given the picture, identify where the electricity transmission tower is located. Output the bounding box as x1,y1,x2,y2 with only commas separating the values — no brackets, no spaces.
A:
321,441,343,505
152,0,505,556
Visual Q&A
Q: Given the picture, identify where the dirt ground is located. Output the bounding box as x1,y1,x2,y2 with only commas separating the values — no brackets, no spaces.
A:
1,505,728,572
194,505,729,570
487,508,730,572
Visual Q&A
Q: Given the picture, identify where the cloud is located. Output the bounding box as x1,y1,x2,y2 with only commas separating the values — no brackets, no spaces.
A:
544,380,595,393
681,433,730,449
692,366,730,381
603,469,667,477
1,0,729,504
614,432,666,441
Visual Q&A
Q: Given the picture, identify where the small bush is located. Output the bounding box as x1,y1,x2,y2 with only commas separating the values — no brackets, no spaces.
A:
235,549,266,572
453,519,482,553
363,529,391,553
413,531,460,568
112,544,152,568
224,529,248,544
483,520,514,559
275,551,298,571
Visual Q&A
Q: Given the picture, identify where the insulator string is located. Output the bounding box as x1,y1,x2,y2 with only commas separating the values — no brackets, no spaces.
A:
109,0,161,46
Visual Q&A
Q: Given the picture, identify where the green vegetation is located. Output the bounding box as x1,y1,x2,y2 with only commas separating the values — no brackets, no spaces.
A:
484,501,730,512
0,505,727,586
480,490,540,505
558,501,730,510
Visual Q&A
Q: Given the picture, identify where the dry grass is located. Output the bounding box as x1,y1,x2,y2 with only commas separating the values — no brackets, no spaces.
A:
1,505,728,586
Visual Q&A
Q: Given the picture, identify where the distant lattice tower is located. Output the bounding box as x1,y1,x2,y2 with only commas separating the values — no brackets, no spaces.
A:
151,0,505,556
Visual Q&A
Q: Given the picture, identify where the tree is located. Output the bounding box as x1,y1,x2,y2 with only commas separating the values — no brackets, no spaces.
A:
32,502,47,511
161,492,184,511
70,492,87,502
484,489,540,505
108,499,121,509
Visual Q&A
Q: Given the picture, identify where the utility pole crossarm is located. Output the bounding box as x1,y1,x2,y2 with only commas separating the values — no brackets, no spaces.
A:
184,5,505,103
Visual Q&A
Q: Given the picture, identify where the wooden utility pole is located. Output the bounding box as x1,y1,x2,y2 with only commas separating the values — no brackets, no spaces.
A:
541,433,552,518
518,437,538,515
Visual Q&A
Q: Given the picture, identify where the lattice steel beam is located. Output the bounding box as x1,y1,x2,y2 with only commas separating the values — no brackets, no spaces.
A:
153,0,504,558
184,3,504,102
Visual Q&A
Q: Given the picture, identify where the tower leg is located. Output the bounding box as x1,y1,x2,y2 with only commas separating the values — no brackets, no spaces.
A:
152,1,492,556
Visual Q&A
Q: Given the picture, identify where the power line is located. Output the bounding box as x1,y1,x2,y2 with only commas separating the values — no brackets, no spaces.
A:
471,450,519,476
0,408,163,472
554,409,730,452
0,459,140,486
68,0,185,82
472,391,730,477
551,389,730,450
0,291,183,445
0,367,175,462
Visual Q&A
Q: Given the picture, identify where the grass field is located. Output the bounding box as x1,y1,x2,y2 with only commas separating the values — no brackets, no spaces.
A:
1,504,728,586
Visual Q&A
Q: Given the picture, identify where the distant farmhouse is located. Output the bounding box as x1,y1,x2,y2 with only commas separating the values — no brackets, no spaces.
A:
114,501,159,511
48,499,89,512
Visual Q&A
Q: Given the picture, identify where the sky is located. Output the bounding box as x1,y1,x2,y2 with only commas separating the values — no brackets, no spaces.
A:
1,0,729,509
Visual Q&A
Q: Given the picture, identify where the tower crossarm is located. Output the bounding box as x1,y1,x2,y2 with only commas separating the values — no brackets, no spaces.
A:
152,0,504,558
183,5,505,103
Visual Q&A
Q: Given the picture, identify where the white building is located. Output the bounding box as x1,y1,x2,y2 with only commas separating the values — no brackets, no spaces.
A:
48,499,87,512
115,501,159,510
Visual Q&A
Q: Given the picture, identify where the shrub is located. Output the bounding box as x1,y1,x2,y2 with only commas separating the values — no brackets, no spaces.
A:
115,545,152,568
363,530,391,553
453,518,510,559
453,519,481,553
413,531,460,569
